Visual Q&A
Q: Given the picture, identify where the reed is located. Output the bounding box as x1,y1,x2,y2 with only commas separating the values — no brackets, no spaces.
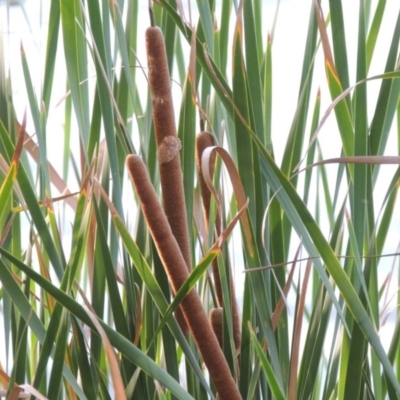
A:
126,154,242,400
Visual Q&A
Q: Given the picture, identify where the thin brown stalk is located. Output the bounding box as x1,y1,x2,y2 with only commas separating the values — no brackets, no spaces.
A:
195,131,241,350
126,154,241,400
146,26,191,335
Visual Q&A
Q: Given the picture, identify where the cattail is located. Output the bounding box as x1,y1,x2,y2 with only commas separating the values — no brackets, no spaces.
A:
127,155,241,400
209,307,223,348
195,132,241,350
146,26,191,335
145,26,191,271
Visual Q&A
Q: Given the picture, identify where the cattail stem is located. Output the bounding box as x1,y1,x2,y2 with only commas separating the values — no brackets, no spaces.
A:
196,132,241,350
146,26,191,335
148,1,155,27
127,155,241,400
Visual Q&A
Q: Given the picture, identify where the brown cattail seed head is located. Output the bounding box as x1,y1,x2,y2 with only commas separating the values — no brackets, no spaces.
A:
146,26,192,274
210,307,224,348
126,154,241,400
145,26,176,148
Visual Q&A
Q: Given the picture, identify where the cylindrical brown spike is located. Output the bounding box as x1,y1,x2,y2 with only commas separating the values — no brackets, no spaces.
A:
145,26,191,336
145,26,191,272
127,155,241,400
210,307,223,348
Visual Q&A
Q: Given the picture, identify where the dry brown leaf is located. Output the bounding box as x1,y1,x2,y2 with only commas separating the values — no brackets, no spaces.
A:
201,145,254,255
298,155,400,176
133,282,142,346
15,121,78,211
288,258,312,400
6,387,23,400
314,0,335,74
79,297,127,400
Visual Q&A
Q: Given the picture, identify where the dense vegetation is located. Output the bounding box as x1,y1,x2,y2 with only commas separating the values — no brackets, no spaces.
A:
1,0,400,399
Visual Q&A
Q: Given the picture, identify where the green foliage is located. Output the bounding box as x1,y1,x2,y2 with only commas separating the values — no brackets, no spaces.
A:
1,0,400,399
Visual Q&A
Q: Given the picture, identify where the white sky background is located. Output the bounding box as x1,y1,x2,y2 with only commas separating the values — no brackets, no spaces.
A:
2,0,399,192
1,0,400,367
2,1,398,159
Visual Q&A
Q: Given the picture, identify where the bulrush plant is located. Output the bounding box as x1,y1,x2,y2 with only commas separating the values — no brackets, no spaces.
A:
4,1,400,399
126,154,241,400
143,22,241,398
195,131,241,351
145,24,191,335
